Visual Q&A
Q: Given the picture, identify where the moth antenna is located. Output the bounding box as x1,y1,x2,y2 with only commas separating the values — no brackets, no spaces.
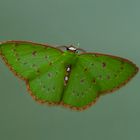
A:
77,42,80,47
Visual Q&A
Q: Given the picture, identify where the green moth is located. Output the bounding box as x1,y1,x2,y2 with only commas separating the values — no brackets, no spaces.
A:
0,41,139,110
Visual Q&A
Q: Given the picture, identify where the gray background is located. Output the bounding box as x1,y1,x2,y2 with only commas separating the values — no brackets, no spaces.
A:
0,0,140,140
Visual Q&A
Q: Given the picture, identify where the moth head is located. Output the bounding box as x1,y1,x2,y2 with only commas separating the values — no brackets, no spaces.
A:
57,45,86,54
66,45,86,54
66,45,77,53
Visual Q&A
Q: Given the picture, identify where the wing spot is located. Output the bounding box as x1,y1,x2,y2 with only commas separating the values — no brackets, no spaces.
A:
72,90,76,96
32,64,36,67
84,68,88,72
16,58,20,61
80,79,85,83
42,85,46,89
92,79,96,84
120,66,124,70
77,93,80,97
77,92,85,98
91,63,94,66
32,51,37,56
114,74,118,78
98,75,102,80
81,92,84,97
12,48,16,52
45,55,48,59
107,75,110,80
23,62,27,65
36,69,40,74
55,71,58,74
102,62,106,68
48,72,52,78
49,62,52,65
47,88,50,91
117,70,120,73
14,52,19,57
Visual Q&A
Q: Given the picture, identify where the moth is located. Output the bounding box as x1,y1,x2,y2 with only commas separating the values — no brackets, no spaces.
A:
0,41,139,110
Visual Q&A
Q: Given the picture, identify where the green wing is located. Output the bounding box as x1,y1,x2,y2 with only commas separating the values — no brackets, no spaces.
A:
78,53,138,94
0,41,62,80
62,52,138,110
0,41,65,103
28,62,65,103
62,62,99,110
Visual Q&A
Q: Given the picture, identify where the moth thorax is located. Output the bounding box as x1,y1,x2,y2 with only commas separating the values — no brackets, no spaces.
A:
66,67,71,72
66,65,71,73
64,76,69,81
64,65,71,86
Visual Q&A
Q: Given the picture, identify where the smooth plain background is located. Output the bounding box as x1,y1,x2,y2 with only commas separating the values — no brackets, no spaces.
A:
0,0,140,140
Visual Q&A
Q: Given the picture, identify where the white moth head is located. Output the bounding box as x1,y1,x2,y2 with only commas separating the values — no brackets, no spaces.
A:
57,44,86,53
68,46,77,51
66,45,77,53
